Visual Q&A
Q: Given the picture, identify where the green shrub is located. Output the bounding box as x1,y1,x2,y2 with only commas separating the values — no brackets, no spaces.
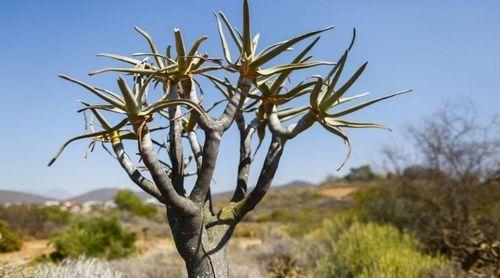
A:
0,220,22,253
344,165,376,181
49,216,136,260
312,221,448,277
350,180,500,275
0,205,72,239
114,190,156,219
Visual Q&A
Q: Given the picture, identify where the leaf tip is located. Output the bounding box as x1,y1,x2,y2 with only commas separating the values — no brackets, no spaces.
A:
47,158,56,167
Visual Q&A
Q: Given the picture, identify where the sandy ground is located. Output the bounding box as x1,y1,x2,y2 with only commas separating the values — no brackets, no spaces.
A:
0,237,263,267
0,240,52,266
319,187,356,199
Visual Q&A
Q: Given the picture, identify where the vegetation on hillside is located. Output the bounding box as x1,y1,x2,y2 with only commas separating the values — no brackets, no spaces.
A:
0,205,71,239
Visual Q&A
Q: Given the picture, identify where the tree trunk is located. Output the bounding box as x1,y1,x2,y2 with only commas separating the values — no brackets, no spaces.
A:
167,208,232,278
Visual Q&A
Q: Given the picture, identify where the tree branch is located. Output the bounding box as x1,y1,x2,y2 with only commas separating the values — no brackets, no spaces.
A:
189,131,222,203
111,138,165,203
231,113,256,202
189,75,252,203
217,76,251,132
168,81,186,195
268,106,315,139
233,135,287,220
188,130,203,171
138,127,197,214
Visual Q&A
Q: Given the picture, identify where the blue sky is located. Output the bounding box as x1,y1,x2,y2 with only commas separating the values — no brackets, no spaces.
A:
0,0,499,198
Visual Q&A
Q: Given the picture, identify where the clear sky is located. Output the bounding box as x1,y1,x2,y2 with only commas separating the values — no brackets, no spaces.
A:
0,0,499,198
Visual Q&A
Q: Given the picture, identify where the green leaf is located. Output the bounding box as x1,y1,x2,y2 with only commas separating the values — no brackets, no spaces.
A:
173,28,187,70
270,37,321,93
337,92,369,105
309,77,325,111
348,28,356,51
48,118,129,166
256,40,292,58
81,102,112,129
96,53,143,66
142,99,208,121
324,118,391,131
59,75,126,110
318,122,351,171
242,0,252,56
186,36,208,67
277,105,309,121
134,26,165,68
243,99,261,111
215,14,233,64
77,104,126,115
203,74,233,99
94,87,125,103
135,72,159,103
252,33,260,56
258,82,273,97
327,89,412,118
255,74,277,87
166,45,174,65
117,77,140,115
218,12,243,51
279,81,316,100
132,52,170,63
322,62,368,109
325,50,348,90
257,61,332,76
252,26,334,68
89,67,172,76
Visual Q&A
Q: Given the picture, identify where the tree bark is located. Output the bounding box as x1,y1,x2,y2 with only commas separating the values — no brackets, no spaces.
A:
167,207,231,278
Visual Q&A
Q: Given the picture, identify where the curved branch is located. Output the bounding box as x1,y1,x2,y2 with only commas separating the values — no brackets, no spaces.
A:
188,130,203,171
233,135,287,220
189,131,222,203
111,139,165,203
231,114,256,202
189,75,252,203
268,106,315,139
168,82,186,195
139,127,197,214
217,76,252,131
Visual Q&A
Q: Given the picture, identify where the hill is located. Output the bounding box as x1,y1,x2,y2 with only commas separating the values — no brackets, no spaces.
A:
68,188,150,203
0,180,315,205
0,191,51,205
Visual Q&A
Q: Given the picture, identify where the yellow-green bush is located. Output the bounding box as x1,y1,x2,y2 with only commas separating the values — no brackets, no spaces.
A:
0,220,22,253
312,221,448,277
49,216,136,261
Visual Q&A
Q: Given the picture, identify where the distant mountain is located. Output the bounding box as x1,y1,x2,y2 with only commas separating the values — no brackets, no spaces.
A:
68,188,151,203
0,180,315,205
0,190,52,205
211,180,315,200
278,180,314,189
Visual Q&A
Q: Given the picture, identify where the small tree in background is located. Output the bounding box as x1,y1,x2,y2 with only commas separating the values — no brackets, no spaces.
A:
344,165,376,181
373,101,500,275
48,1,410,276
114,189,156,218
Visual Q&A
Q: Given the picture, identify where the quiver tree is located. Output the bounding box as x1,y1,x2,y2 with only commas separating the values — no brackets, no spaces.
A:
49,1,411,276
